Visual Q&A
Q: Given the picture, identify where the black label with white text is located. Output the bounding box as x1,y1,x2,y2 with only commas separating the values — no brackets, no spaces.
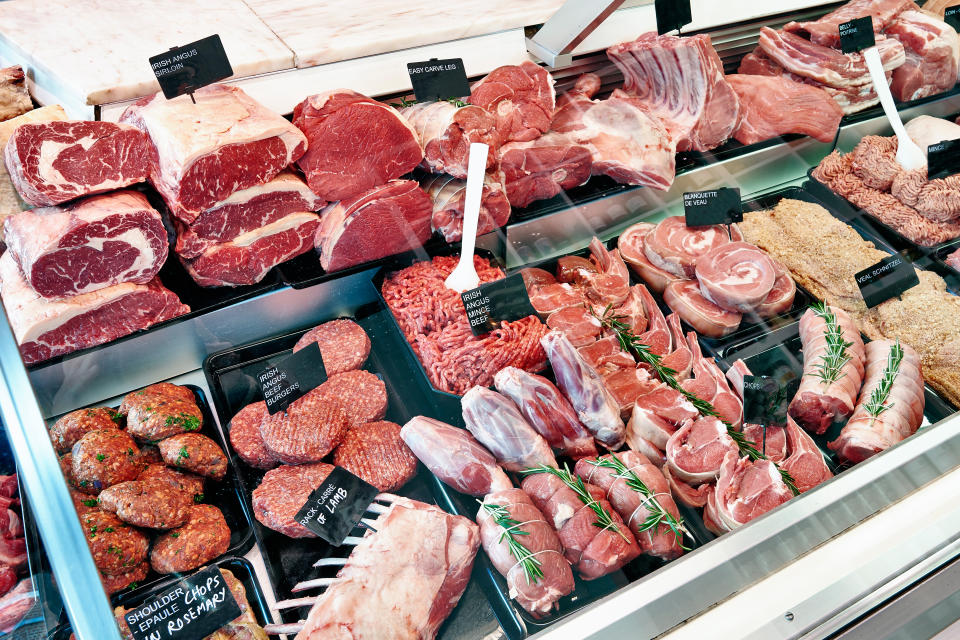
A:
838,16,875,54
462,272,537,337
742,375,797,431
928,139,960,180
683,188,742,227
655,0,692,35
855,253,919,308
124,566,241,640
149,35,233,100
407,58,470,102
257,342,327,415
294,466,379,546
944,5,960,32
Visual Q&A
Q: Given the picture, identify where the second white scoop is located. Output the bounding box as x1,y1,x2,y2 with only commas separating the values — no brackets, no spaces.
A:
863,46,926,170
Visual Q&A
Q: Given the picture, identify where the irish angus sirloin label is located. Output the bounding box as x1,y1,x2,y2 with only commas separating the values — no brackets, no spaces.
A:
149,34,233,100
838,16,875,53
928,139,960,180
855,253,920,308
257,341,327,415
406,58,470,102
683,187,742,227
124,566,241,640
462,272,537,337
295,466,379,545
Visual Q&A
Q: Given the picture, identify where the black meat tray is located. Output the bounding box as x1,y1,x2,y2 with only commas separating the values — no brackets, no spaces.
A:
201,301,479,631
717,321,956,473
46,384,256,605
370,245,718,639
47,556,273,640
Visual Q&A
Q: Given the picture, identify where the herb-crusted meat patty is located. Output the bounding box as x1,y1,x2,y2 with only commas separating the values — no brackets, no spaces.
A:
150,504,230,573
50,407,122,454
158,433,227,480
72,429,141,495
99,480,192,529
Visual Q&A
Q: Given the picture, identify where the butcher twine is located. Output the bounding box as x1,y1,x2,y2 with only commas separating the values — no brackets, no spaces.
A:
582,461,674,531
491,500,565,573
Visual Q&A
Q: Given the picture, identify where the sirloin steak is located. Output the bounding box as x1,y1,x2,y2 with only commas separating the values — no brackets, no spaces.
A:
3,190,168,298
4,120,152,207
120,84,307,223
0,252,189,364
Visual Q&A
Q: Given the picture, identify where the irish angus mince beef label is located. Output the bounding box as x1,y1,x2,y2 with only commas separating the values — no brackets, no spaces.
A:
462,272,537,337
855,253,920,308
655,0,692,35
124,566,241,640
257,341,327,415
407,58,470,102
683,187,742,227
294,466,379,546
838,16,875,54
150,34,233,100
742,375,797,432
928,139,960,180
944,5,960,32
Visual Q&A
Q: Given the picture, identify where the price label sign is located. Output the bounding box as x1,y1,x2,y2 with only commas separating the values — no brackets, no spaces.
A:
838,16,875,54
655,0,692,35
855,253,920,308
683,187,742,227
124,566,242,640
928,139,960,180
944,5,960,31
406,58,470,102
295,466,379,546
461,272,537,337
149,34,233,100
742,375,797,429
256,342,327,415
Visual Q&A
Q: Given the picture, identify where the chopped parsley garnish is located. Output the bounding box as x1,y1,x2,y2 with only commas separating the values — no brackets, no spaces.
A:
165,413,201,432
81,499,98,507
193,494,204,503
170,532,180,538
95,454,106,462
175,446,190,465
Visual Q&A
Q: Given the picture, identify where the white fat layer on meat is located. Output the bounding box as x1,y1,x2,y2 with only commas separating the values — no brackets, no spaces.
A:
224,212,317,248
0,252,141,344
681,229,724,252
206,170,317,210
712,265,763,286
552,503,575,530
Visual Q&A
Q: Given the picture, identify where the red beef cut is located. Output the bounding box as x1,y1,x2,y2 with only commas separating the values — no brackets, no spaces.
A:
0,252,188,364
120,84,307,223
470,61,556,143
3,190,168,298
419,173,511,242
294,89,423,201
498,133,593,208
314,179,432,272
400,102,500,177
175,170,324,259
179,211,320,287
4,120,152,207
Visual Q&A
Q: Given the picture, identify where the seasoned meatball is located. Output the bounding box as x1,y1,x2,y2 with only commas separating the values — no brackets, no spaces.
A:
100,561,149,595
158,433,227,480
49,407,122,454
135,444,163,470
99,480,192,529
72,429,141,495
81,510,149,576
150,505,230,574
137,464,205,503
122,384,203,443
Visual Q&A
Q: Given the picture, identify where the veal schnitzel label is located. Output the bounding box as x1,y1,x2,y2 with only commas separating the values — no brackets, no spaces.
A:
855,253,919,308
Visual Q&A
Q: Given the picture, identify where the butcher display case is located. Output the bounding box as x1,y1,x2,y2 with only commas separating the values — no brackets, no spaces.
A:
1,0,960,639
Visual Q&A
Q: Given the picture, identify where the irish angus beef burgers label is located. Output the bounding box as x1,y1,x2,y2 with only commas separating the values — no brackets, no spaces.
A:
150,34,233,100
257,341,327,416
928,139,960,180
683,187,742,227
838,16,875,53
407,58,470,102
944,5,960,31
855,253,920,308
295,466,379,546
124,566,241,640
462,272,537,337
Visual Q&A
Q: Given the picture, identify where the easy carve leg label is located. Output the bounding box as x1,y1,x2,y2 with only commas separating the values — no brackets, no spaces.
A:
123,566,241,640
406,58,470,102
461,272,537,337
294,466,380,546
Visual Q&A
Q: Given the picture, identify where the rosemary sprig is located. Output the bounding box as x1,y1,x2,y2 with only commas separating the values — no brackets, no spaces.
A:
479,502,544,585
520,463,628,541
388,96,468,109
589,304,799,496
864,340,904,418
810,302,853,387
588,454,690,549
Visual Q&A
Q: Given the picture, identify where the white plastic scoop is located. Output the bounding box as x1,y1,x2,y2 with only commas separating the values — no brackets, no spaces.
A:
444,142,490,292
863,46,925,170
